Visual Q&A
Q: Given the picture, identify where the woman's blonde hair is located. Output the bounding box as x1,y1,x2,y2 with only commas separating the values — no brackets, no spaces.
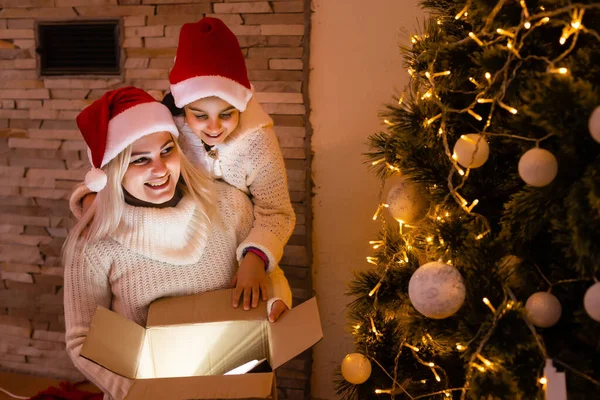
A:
62,135,214,265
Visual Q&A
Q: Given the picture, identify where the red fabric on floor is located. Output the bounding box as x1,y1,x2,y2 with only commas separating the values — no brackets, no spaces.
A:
29,381,103,400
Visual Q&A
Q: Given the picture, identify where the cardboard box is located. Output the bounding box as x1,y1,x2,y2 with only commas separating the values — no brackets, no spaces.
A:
80,289,323,399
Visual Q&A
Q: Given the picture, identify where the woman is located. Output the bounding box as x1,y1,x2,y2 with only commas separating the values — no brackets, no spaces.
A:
63,87,291,400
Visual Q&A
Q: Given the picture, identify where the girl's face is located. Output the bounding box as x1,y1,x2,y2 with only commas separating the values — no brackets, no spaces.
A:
122,131,181,204
184,96,240,146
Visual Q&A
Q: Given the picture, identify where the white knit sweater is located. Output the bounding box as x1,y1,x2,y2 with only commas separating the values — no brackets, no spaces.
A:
64,182,292,400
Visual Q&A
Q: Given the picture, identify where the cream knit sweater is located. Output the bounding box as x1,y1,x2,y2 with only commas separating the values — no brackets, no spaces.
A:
64,182,292,400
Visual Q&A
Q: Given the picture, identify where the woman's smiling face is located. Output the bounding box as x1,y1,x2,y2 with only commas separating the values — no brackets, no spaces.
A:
121,131,181,204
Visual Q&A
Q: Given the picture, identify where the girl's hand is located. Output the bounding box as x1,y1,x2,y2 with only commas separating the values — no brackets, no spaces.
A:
268,300,288,322
82,192,96,215
231,252,268,310
80,193,97,236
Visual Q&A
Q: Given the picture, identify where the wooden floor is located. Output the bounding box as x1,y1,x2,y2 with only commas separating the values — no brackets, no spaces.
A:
0,372,100,400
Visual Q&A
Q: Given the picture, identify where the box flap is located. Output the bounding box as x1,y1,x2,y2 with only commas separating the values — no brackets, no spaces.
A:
80,306,146,379
147,289,266,327
126,373,274,399
269,297,323,369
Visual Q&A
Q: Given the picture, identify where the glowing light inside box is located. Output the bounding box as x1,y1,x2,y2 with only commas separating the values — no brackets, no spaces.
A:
137,333,154,379
136,321,267,379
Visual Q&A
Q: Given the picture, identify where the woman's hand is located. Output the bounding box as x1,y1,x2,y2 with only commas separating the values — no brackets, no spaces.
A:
268,300,288,322
231,252,268,310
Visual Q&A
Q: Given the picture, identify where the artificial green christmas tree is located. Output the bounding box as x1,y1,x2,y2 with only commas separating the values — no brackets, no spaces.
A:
337,1,600,399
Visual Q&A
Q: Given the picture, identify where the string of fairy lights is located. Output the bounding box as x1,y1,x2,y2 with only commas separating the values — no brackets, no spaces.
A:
350,1,600,398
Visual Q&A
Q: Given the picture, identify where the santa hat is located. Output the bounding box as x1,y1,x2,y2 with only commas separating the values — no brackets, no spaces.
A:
169,17,253,112
76,87,179,192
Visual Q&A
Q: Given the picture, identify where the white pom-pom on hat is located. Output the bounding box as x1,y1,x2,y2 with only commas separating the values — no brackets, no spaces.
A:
85,168,108,192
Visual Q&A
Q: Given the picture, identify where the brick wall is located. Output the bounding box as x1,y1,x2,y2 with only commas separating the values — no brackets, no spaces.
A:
0,1,312,398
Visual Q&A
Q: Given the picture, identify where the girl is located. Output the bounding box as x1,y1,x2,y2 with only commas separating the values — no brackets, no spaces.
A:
63,87,291,400
73,17,296,311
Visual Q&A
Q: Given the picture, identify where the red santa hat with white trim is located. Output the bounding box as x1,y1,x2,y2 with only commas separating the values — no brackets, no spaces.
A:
76,86,179,192
169,17,253,112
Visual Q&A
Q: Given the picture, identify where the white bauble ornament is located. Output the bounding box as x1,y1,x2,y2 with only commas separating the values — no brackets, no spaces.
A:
518,148,558,187
525,292,562,328
408,261,466,319
341,353,372,384
453,134,490,168
386,176,430,224
583,282,600,322
588,106,600,143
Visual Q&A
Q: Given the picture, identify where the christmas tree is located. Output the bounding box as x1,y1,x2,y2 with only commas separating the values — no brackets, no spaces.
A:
337,1,600,399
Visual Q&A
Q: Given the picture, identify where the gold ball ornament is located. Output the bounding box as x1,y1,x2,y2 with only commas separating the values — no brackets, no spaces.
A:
341,353,372,384
408,261,466,319
385,175,430,224
583,282,600,322
518,148,558,187
588,106,600,143
525,292,562,328
453,134,489,168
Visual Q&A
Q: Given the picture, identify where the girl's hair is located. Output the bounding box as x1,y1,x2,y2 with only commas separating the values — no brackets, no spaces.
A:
161,92,185,117
62,136,214,266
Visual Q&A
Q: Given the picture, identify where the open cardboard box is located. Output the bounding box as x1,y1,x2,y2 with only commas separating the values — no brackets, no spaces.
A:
80,289,323,399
